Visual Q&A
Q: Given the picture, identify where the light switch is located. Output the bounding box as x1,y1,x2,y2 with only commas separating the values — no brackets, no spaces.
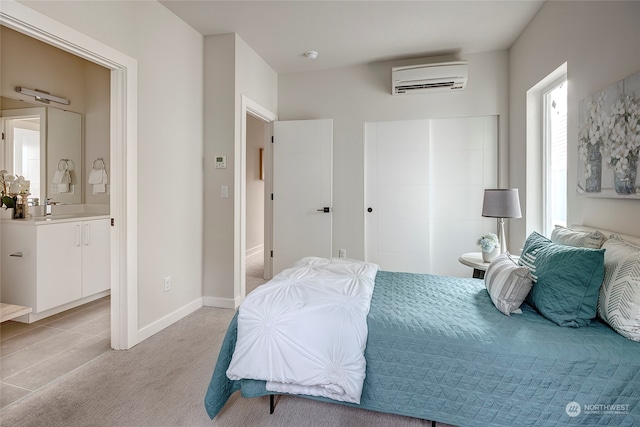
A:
221,185,228,198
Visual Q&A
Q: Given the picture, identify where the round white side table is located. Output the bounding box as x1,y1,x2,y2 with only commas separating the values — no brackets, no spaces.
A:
458,252,491,279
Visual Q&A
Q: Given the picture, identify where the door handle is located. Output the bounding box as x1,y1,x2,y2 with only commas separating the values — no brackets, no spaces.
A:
317,207,331,213
10,252,23,257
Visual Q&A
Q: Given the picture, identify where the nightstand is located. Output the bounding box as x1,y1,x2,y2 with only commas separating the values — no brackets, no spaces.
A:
458,252,491,279
458,252,520,279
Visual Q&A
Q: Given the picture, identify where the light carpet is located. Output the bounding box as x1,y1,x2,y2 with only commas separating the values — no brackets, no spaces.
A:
0,306,454,427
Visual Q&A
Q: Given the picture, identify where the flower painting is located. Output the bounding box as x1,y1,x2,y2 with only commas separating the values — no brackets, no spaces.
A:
577,70,640,198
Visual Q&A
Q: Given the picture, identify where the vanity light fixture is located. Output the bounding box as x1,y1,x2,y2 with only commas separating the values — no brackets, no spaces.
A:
16,86,70,105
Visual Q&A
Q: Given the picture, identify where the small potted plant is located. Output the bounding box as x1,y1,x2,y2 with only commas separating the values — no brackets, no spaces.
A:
477,232,500,262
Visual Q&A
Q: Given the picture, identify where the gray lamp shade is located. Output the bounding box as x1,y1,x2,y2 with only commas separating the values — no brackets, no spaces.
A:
482,189,522,218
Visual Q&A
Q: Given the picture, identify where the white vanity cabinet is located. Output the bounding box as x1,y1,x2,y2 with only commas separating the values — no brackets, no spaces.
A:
80,219,110,297
36,221,83,311
1,216,110,322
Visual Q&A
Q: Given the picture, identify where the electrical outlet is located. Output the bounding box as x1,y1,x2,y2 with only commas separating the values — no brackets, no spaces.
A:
164,276,171,292
339,249,347,259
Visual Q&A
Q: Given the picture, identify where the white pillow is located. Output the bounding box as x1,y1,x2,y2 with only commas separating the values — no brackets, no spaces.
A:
485,253,533,316
597,235,640,342
550,225,607,249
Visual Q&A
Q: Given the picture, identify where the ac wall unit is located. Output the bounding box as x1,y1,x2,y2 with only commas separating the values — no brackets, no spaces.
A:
392,61,468,95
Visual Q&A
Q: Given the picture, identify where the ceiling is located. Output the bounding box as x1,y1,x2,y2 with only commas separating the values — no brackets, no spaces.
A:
160,0,545,74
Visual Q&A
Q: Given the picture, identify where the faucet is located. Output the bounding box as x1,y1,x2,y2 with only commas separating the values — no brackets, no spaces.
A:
45,198,54,216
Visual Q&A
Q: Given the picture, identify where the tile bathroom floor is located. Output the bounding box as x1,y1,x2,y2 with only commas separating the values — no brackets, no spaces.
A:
0,296,111,410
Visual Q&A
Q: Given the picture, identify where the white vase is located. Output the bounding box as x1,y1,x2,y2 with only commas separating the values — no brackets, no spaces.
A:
482,247,499,262
1,208,14,219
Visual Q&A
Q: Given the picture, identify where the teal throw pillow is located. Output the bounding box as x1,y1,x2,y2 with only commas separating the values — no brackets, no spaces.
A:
519,232,605,327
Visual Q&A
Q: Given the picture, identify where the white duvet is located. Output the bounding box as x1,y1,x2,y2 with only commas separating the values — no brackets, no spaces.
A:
226,257,379,404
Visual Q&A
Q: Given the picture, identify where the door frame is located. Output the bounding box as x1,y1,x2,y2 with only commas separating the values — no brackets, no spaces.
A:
1,1,139,349
238,95,277,303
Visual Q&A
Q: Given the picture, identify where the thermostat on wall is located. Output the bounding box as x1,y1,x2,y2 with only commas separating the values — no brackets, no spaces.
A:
214,155,226,169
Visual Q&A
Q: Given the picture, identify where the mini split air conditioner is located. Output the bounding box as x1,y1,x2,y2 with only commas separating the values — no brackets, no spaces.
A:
392,61,468,95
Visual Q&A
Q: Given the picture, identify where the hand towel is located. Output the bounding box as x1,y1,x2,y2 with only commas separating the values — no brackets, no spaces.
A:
53,169,65,184
93,170,108,194
88,167,103,184
58,170,71,193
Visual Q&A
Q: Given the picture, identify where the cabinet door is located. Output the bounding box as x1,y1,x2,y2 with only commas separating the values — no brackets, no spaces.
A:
36,222,82,312
82,219,110,297
1,224,37,309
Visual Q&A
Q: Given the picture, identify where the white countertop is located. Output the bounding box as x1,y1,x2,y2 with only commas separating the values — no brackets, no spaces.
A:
2,213,109,225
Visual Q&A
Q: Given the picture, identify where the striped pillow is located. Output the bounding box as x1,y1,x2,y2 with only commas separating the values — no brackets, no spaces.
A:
550,225,606,249
597,235,640,342
484,253,533,316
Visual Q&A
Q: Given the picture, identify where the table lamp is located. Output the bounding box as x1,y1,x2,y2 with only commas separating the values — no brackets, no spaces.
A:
482,189,522,254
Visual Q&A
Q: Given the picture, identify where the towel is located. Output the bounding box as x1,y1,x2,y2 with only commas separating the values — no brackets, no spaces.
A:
52,169,65,184
58,171,71,193
88,168,103,184
89,168,108,194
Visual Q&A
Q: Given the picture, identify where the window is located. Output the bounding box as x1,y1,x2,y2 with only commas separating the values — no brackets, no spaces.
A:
542,78,567,235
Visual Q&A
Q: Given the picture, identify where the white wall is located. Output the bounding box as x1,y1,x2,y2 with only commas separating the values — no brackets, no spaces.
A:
278,51,510,260
18,0,205,330
203,33,277,305
509,1,640,247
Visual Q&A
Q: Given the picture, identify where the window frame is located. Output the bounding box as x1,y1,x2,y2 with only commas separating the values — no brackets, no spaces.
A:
542,76,568,237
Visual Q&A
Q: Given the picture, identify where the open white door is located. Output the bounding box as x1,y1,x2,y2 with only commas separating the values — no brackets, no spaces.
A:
272,119,333,275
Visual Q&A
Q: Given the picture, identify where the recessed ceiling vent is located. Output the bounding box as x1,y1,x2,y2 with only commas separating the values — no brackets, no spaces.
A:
392,61,468,95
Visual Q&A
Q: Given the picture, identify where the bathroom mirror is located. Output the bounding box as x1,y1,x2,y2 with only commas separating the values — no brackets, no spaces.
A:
0,102,82,205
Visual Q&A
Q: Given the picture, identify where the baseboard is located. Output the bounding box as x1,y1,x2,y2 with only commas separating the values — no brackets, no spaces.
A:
246,244,264,258
203,296,241,309
137,297,203,342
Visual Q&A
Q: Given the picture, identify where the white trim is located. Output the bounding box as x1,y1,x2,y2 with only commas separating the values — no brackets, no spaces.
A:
16,291,110,324
525,62,567,239
137,298,203,342
246,243,264,258
0,0,138,349
237,95,277,307
203,296,241,310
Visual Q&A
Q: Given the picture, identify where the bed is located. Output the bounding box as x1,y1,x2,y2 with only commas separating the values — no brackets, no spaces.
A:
204,226,640,426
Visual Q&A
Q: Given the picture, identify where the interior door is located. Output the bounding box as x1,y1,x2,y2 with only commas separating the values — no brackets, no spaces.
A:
272,119,333,275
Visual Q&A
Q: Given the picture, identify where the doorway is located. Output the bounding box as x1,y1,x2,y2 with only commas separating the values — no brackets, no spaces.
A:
1,3,138,349
239,96,277,302
245,113,268,295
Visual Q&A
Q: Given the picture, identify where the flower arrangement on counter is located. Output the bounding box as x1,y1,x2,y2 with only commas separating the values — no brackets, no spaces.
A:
476,233,500,253
1,170,30,209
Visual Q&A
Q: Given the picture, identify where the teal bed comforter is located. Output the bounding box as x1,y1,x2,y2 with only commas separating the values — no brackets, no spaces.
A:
205,271,640,426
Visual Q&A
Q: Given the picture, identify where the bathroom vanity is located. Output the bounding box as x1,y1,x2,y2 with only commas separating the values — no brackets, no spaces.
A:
1,213,110,323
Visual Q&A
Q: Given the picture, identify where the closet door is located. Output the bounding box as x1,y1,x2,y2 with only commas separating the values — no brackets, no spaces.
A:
365,120,431,273
365,116,497,276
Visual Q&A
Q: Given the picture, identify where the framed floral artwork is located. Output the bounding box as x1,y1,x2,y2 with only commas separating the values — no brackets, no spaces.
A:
577,70,640,199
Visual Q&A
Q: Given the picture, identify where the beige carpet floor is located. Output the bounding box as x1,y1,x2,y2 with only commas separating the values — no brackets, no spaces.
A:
0,306,456,427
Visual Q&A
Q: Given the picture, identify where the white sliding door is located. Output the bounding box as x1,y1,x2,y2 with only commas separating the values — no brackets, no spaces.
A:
365,120,431,273
365,116,497,276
